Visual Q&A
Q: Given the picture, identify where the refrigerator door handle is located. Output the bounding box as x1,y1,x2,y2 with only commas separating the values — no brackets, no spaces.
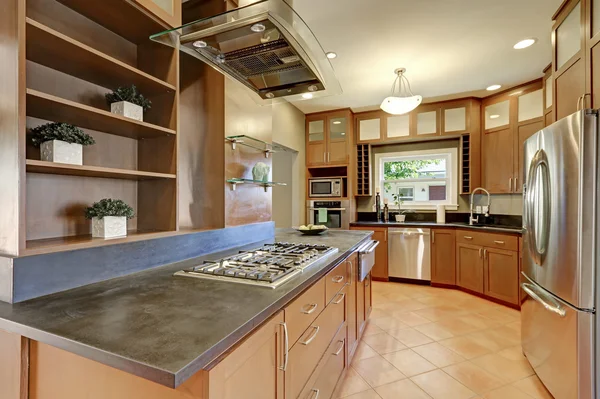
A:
521,282,566,318
525,149,551,265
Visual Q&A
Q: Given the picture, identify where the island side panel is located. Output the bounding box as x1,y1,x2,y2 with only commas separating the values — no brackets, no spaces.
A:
0,329,28,399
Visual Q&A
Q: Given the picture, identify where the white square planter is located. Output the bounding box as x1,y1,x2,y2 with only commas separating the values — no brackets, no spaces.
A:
395,214,406,223
40,140,83,165
92,216,127,239
110,101,143,122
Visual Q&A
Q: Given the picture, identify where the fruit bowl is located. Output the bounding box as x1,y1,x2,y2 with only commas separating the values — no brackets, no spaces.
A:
295,225,329,235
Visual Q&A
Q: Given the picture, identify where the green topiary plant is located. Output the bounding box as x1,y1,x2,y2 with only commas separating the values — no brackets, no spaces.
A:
105,85,152,111
85,199,135,220
31,122,95,147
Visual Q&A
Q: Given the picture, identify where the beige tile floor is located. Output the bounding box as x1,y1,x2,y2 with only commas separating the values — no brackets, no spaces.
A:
335,281,555,399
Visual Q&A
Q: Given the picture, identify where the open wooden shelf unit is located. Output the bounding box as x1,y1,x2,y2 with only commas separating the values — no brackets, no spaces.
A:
5,0,181,256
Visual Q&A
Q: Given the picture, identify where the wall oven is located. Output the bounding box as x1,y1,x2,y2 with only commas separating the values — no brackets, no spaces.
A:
308,178,342,198
307,201,349,230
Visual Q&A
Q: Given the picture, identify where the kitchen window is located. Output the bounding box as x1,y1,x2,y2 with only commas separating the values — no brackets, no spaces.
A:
375,148,458,210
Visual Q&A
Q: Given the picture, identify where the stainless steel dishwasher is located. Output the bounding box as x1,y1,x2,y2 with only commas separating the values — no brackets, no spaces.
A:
388,228,431,281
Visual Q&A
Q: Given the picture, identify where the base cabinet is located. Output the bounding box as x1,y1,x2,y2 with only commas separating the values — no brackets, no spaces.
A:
431,229,456,285
456,243,484,293
346,253,358,362
484,248,520,305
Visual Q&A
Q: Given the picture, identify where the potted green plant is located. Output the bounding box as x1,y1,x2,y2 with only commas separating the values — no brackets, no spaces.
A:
106,85,152,122
85,199,135,239
31,122,95,166
392,193,406,222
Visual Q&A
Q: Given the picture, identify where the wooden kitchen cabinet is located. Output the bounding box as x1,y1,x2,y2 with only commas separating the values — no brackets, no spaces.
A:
349,226,388,281
364,273,372,320
553,0,586,120
346,253,358,362
306,110,352,167
135,0,181,27
412,103,441,137
482,81,543,194
356,111,384,143
356,275,365,337
456,243,484,294
431,229,456,285
484,248,520,305
543,64,555,126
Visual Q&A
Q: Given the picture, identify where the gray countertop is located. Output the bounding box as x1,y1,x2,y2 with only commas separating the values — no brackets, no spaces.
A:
350,221,523,234
0,229,372,388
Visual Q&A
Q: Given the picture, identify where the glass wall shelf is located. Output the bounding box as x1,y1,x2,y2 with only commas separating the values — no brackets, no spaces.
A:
226,178,287,192
225,135,277,158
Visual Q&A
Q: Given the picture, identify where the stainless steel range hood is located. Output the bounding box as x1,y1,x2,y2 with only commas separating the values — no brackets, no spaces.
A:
151,0,341,102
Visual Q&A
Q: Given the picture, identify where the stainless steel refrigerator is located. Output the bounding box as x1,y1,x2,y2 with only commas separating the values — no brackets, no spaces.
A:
521,110,596,399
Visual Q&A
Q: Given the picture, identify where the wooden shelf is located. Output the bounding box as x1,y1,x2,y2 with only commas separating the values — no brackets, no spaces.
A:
26,89,176,140
26,18,175,95
56,0,170,44
24,230,177,256
26,160,176,180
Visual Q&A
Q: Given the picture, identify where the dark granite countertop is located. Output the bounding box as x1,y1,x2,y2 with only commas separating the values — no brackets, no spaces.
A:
0,229,372,388
350,221,523,234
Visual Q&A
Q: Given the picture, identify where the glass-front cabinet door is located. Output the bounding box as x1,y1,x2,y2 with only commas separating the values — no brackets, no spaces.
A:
135,0,181,27
412,104,440,137
484,100,510,130
356,112,383,143
306,118,327,166
385,114,410,140
327,113,349,165
518,89,544,122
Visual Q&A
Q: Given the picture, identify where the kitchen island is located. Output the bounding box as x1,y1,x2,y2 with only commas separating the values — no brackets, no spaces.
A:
0,229,372,399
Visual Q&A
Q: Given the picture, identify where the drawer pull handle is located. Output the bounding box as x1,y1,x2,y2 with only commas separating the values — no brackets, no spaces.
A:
301,326,320,346
310,389,320,399
464,236,473,240
333,340,344,356
332,275,344,283
301,303,318,315
333,293,345,304
494,240,505,245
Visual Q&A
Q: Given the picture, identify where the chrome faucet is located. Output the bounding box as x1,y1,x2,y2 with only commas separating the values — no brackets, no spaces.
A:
469,187,491,225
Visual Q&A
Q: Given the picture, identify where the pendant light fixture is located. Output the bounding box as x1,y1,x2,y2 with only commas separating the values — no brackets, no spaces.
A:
380,68,422,115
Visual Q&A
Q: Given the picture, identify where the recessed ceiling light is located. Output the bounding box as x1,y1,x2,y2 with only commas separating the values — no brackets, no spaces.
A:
302,93,313,99
486,84,502,91
250,23,266,33
514,38,537,50
341,132,346,135
326,52,337,59
192,40,207,48
333,121,342,124
265,93,275,99
490,114,500,119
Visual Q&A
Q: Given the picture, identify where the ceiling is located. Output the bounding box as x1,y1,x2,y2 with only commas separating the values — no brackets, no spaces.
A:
290,0,562,114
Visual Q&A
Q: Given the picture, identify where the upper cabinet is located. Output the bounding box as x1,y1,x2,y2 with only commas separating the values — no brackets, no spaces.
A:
134,0,181,27
481,81,544,194
412,104,440,137
355,98,480,144
543,64,555,126
356,112,384,143
551,0,586,119
306,110,353,167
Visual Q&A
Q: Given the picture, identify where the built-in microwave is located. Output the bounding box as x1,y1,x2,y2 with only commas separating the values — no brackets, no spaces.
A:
309,178,342,198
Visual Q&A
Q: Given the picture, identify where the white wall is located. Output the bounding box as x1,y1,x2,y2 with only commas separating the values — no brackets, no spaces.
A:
272,102,306,227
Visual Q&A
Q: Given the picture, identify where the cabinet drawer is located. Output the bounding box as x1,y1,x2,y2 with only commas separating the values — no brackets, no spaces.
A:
300,326,346,399
325,261,347,305
285,278,326,347
287,290,346,399
456,230,518,251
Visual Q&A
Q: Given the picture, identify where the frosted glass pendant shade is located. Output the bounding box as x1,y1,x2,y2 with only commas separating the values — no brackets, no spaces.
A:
380,95,423,115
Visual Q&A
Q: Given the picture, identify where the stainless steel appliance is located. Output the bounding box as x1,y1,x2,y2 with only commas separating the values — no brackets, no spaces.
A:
388,228,431,281
175,242,338,288
150,0,340,101
357,240,379,282
309,178,343,198
307,200,349,229
521,110,596,399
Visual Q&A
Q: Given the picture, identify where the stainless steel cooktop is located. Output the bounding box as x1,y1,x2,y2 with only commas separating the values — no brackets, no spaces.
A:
174,242,338,288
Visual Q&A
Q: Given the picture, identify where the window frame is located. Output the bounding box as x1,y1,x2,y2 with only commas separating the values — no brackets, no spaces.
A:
375,148,459,210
